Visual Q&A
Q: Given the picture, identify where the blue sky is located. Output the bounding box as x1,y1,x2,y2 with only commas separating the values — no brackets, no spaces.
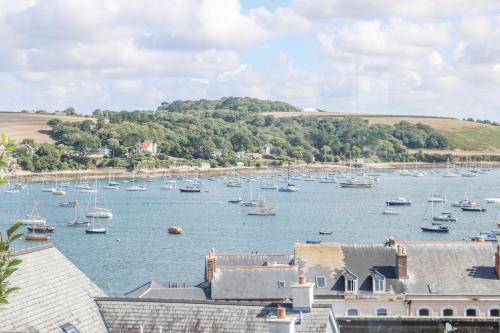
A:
0,0,499,120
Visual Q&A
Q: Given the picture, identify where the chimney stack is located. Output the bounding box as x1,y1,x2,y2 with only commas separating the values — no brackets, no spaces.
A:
206,249,216,282
496,244,500,279
291,275,314,312
396,245,408,279
266,307,295,333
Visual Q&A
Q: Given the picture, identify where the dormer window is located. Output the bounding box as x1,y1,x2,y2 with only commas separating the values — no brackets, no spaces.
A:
370,270,386,293
343,270,358,293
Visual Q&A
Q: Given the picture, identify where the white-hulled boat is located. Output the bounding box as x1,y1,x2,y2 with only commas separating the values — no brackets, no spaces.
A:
386,197,412,206
382,208,399,215
433,213,458,222
126,174,147,191
452,199,476,208
427,194,447,203
16,205,46,225
86,207,113,218
485,197,500,204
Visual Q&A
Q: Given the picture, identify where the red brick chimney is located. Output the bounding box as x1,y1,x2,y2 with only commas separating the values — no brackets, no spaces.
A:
277,307,286,319
496,244,500,279
206,249,216,282
396,245,408,279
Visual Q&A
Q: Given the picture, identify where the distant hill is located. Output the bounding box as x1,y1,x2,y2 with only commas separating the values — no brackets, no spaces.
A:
261,111,500,154
0,112,88,143
157,97,300,113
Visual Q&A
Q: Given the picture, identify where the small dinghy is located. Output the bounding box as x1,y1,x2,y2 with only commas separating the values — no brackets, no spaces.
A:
168,226,184,235
25,235,51,241
421,225,449,233
228,198,242,204
383,209,399,215
318,231,333,235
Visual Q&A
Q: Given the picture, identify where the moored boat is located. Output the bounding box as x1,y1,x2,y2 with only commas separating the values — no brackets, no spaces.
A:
382,209,399,215
27,224,55,233
433,213,458,222
461,206,486,212
168,226,184,234
179,185,202,193
247,206,277,216
339,178,374,188
485,197,500,204
318,231,333,235
421,225,449,233
386,197,412,206
25,235,51,241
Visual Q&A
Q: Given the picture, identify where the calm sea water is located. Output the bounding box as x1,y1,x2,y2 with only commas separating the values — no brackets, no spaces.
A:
1,169,499,295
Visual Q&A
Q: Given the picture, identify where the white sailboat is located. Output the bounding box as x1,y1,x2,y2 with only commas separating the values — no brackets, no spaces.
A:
103,168,119,189
86,182,113,218
126,173,147,191
4,175,19,193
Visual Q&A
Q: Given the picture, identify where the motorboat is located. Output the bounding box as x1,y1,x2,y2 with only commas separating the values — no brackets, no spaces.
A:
27,224,55,233
461,206,486,212
278,184,299,192
339,178,375,188
485,197,500,204
226,180,243,188
126,185,147,191
421,226,449,233
228,198,242,204
433,213,458,222
52,189,66,196
427,194,447,203
179,185,202,193
247,206,277,216
470,231,498,242
452,199,476,208
382,209,399,215
318,231,333,235
386,197,412,206
85,228,107,234
168,226,184,235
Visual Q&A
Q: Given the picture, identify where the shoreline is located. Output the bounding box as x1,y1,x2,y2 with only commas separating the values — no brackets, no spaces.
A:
7,161,500,182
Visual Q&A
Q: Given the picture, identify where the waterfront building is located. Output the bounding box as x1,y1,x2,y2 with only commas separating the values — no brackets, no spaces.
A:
203,239,500,319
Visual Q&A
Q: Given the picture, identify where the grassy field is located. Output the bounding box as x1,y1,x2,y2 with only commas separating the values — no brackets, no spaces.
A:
0,112,87,143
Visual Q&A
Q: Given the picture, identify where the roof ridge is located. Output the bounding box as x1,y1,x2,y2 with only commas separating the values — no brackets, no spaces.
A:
11,243,54,256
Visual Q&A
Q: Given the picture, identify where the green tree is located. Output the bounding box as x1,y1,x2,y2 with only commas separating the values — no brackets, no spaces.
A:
0,221,23,304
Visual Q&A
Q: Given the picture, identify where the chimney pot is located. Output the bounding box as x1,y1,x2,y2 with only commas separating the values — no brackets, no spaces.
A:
299,276,306,285
277,307,286,319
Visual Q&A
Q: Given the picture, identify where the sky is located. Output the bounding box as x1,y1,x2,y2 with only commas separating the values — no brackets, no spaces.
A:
0,0,500,120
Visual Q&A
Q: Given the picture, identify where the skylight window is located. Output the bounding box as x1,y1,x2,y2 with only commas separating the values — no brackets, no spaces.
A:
315,276,327,288
61,323,81,333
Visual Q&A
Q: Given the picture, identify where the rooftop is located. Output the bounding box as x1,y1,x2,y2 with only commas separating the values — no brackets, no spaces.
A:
0,244,107,333
97,297,336,333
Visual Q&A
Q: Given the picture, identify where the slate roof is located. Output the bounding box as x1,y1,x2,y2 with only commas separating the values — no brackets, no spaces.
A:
97,298,336,333
296,243,404,295
403,242,500,295
125,280,207,300
0,244,107,333
215,253,294,267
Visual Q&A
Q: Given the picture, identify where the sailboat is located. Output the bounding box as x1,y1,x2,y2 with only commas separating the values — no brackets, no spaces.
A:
103,168,119,189
86,183,113,218
442,158,459,177
16,203,46,225
52,176,66,195
160,171,176,190
278,164,299,192
126,173,147,191
85,216,107,234
41,175,56,192
67,200,90,227
4,175,19,193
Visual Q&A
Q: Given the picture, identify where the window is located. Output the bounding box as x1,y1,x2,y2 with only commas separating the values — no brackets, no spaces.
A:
315,276,327,288
376,308,388,316
489,308,500,317
373,278,385,293
347,308,359,316
346,279,357,292
278,281,285,288
60,323,81,333
442,308,454,316
465,308,477,317
418,308,430,316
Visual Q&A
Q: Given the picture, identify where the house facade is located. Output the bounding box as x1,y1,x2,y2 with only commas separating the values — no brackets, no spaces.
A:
203,239,500,320
135,139,158,155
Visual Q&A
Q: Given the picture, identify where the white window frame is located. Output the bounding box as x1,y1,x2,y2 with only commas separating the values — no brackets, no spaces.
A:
376,308,388,316
346,308,359,316
417,306,432,317
345,278,358,293
315,276,327,288
488,307,500,317
440,306,456,317
464,307,479,317
372,277,385,293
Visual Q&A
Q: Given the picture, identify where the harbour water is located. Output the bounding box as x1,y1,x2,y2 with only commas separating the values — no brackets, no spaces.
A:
1,169,499,295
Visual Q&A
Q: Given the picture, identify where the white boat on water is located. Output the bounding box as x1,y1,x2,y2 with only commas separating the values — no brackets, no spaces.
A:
382,209,399,215
427,194,447,203
485,197,500,204
16,204,46,225
126,174,147,191
86,207,112,219
452,199,476,208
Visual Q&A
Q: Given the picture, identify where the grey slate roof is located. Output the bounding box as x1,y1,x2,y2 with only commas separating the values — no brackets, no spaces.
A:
215,253,294,267
97,298,336,333
211,266,298,300
126,280,207,300
296,243,405,295
403,242,500,295
0,244,107,333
